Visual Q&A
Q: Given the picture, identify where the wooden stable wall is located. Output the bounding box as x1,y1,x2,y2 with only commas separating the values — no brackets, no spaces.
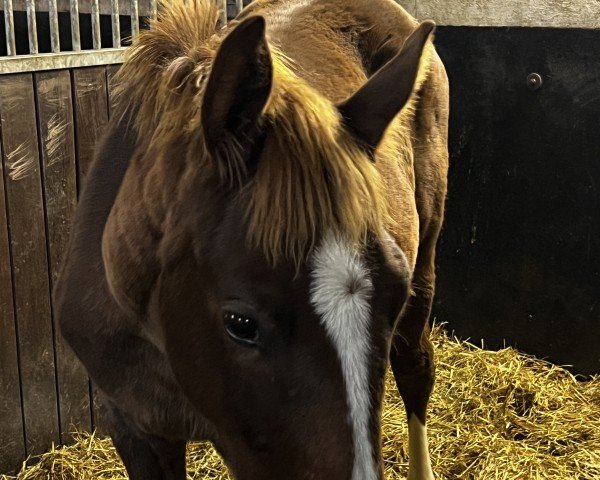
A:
0,64,119,473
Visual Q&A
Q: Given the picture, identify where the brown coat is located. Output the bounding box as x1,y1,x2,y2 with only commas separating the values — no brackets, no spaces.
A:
54,1,449,478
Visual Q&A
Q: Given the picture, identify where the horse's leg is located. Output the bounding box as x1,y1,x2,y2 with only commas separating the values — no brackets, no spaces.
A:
390,234,437,480
106,406,186,480
390,55,448,480
147,436,187,480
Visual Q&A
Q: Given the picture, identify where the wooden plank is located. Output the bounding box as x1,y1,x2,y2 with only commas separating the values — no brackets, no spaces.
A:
0,128,26,474
87,64,129,435
0,73,60,458
72,67,109,186
35,70,92,444
98,64,123,436
106,64,121,118
0,49,126,76
72,66,110,434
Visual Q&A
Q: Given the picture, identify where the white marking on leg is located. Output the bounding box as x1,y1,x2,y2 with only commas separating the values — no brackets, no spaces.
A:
407,414,434,480
310,233,377,480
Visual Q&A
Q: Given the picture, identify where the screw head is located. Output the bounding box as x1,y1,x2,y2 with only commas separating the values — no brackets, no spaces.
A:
527,73,543,91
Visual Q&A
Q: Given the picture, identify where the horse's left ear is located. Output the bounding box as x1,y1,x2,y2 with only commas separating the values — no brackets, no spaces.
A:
338,21,435,153
202,16,272,150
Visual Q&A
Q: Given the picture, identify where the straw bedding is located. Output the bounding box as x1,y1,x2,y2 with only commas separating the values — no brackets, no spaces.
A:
3,326,599,479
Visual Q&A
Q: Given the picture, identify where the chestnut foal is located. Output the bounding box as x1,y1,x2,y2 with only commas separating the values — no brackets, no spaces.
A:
54,0,449,478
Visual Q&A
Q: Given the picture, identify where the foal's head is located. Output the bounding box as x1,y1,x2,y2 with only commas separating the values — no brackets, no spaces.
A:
106,3,434,478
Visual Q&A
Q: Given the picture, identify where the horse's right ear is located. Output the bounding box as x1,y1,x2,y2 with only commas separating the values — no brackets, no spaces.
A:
202,16,272,151
338,21,435,153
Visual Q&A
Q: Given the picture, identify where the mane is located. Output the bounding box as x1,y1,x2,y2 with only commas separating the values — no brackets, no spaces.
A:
114,0,394,265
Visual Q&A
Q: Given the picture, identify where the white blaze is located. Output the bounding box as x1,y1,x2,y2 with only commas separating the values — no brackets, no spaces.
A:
310,234,377,480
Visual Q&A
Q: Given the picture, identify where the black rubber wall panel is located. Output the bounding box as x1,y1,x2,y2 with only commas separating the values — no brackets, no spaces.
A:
433,27,600,375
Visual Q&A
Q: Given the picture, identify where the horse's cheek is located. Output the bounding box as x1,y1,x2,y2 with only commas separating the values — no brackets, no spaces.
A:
168,315,229,419
159,265,229,423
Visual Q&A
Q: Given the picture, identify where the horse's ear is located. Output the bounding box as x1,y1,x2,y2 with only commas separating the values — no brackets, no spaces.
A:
338,21,435,153
202,16,272,150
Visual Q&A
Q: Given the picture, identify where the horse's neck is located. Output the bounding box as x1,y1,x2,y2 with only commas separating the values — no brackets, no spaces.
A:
251,0,419,102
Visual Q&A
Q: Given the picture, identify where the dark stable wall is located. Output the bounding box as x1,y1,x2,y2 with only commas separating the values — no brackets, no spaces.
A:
432,26,600,376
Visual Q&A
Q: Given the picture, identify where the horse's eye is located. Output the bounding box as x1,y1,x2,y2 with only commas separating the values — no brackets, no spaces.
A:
224,312,259,346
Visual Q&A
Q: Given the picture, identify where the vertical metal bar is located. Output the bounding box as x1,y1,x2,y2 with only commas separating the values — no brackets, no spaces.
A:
236,0,243,15
91,0,101,49
26,0,38,54
70,0,81,51
111,0,121,47
130,0,139,39
218,0,227,26
150,0,157,20
48,0,60,52
3,0,16,56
